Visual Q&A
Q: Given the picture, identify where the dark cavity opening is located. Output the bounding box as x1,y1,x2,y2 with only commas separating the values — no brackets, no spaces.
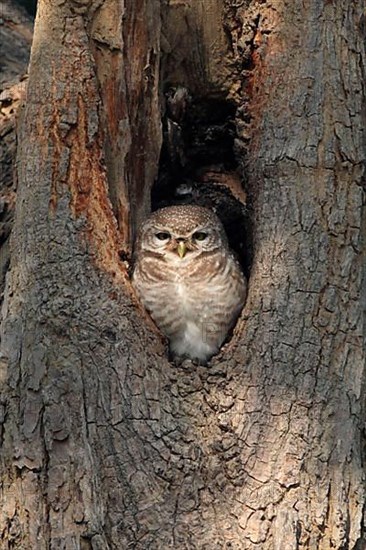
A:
152,88,251,276
14,0,37,16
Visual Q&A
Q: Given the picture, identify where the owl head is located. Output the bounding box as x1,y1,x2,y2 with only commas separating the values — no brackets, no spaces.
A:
135,205,228,261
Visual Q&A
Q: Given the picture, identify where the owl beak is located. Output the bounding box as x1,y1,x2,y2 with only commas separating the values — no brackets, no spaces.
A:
177,241,187,258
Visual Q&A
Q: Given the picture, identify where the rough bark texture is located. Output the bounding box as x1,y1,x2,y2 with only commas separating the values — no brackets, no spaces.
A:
161,0,236,97
90,0,161,251
0,1,365,549
0,1,33,311
230,2,366,548
0,1,33,89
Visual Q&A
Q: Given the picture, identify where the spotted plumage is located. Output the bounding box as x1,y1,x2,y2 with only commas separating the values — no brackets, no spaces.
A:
132,205,247,362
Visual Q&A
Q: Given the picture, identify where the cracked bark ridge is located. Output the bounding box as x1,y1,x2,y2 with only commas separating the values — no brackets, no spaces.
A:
90,0,161,253
0,0,33,317
229,1,366,548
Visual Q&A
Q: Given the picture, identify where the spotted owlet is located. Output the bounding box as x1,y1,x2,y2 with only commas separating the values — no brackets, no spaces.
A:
132,205,247,362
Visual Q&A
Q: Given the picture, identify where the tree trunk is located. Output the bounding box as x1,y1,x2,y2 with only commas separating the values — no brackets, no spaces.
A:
1,1,365,549
0,0,33,313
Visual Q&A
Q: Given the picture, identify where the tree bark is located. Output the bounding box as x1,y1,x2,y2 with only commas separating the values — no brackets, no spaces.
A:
0,1,365,549
0,0,33,312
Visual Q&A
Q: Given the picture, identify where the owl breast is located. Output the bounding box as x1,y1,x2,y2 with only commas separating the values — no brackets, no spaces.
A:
133,253,246,362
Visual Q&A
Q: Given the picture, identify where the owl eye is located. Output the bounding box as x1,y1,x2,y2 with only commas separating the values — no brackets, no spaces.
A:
155,231,171,241
192,231,208,241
